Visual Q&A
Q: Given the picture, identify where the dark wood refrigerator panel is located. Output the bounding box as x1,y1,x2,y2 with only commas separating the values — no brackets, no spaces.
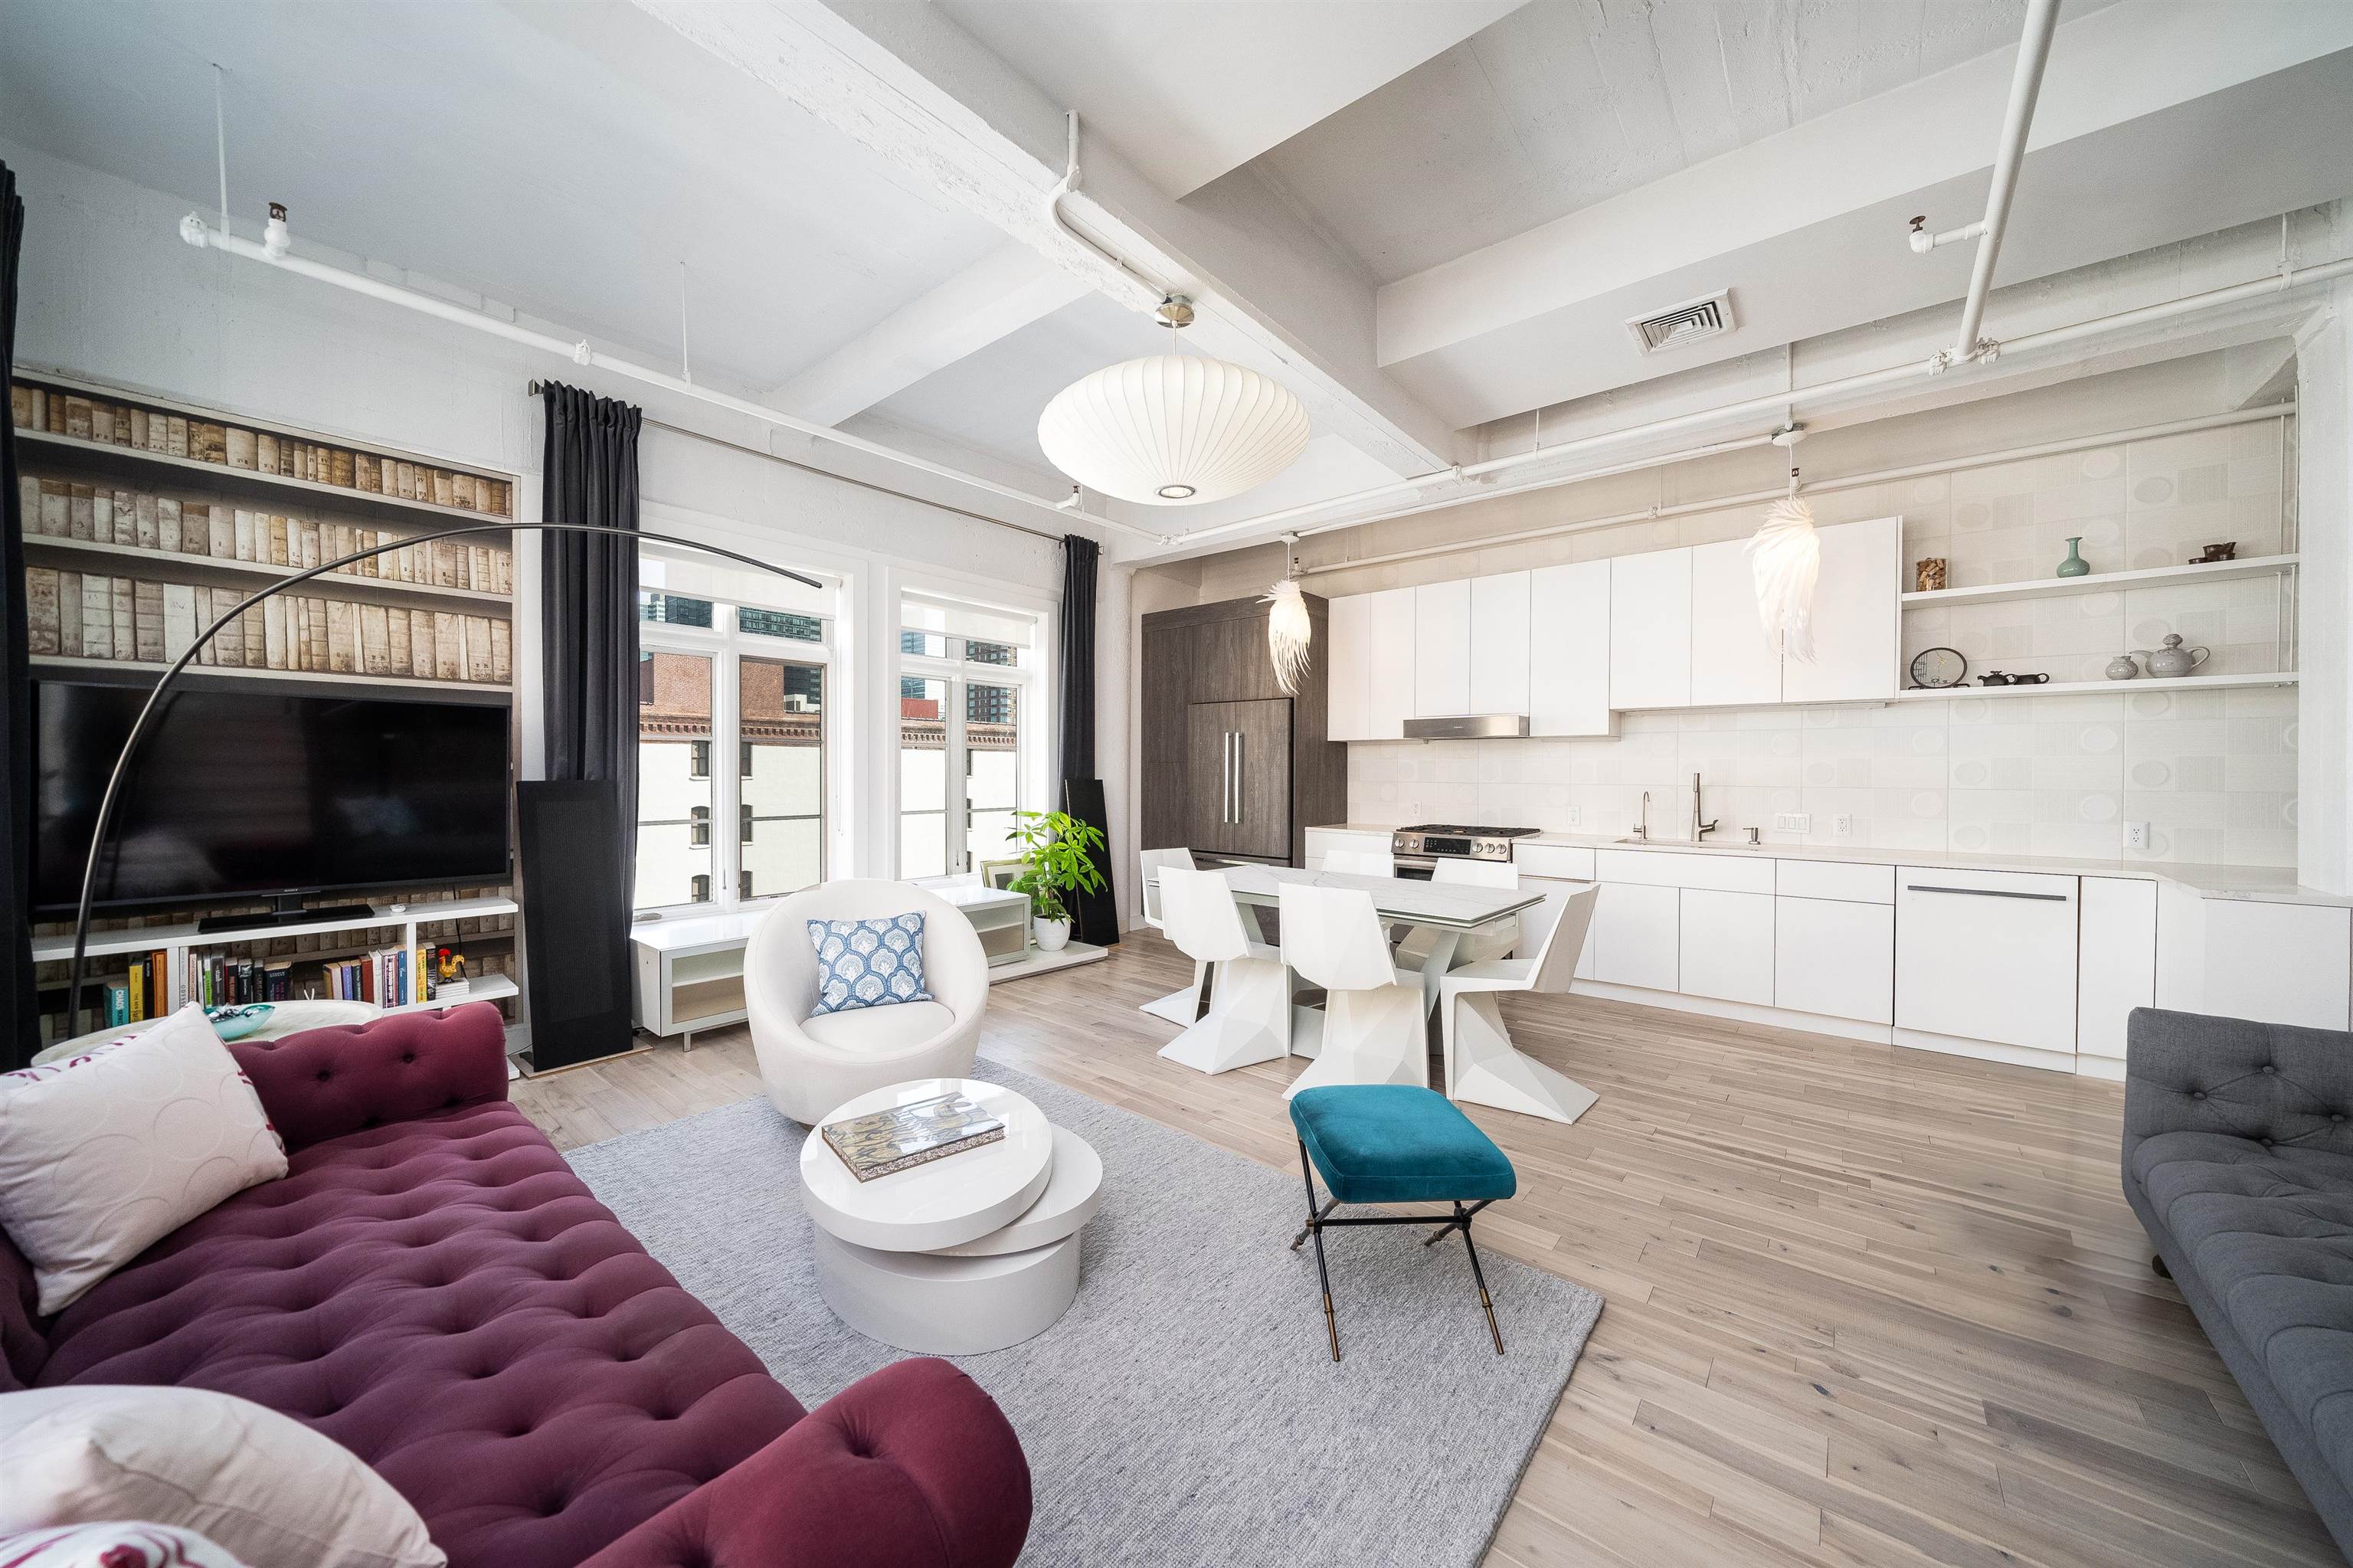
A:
1140,617,1195,855
1140,594,1345,869
1186,699,1292,861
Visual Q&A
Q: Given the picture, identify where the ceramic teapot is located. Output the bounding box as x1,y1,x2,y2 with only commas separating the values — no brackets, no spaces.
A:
2135,633,2210,678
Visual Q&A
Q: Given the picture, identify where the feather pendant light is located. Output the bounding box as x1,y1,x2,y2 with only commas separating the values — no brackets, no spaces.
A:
1747,427,1819,663
1262,536,1312,694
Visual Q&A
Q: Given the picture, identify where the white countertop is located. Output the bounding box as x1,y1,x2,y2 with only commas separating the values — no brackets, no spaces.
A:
1307,823,2342,907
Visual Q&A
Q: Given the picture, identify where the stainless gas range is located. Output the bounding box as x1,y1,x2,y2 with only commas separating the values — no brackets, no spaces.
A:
1389,823,1540,879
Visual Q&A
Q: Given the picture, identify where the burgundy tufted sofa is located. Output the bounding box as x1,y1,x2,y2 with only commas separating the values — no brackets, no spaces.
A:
0,1004,1032,1568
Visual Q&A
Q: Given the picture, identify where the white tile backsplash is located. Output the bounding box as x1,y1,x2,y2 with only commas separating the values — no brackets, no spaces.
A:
1347,684,2299,868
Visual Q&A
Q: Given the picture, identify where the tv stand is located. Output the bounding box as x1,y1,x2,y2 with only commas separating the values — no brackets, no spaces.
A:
198,898,376,934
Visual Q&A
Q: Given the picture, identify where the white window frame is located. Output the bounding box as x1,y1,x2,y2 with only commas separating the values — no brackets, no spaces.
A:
636,599,836,919
896,630,1036,879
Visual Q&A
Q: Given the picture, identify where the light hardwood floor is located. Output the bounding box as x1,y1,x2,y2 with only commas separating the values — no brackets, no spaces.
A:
515,933,2339,1568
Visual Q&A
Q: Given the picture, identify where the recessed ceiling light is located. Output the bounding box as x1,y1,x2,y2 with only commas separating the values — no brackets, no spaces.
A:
1157,483,1197,499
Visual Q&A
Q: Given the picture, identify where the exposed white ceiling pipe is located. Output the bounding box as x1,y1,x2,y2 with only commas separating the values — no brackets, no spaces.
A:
1147,247,2353,562
1292,402,2292,580
1947,0,2061,365
175,213,1172,543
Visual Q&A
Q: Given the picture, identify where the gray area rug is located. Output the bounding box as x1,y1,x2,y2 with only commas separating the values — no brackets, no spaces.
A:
566,1059,1602,1566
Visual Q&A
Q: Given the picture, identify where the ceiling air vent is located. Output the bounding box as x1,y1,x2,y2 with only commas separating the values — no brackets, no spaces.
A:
1625,290,1735,355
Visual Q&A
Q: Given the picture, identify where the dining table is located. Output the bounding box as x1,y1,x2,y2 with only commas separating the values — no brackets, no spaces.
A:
1212,863,1545,1046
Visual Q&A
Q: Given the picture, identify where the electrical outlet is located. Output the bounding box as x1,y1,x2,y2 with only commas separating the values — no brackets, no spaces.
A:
1774,812,1811,834
1831,813,1855,837
2124,820,2151,850
1565,805,1583,828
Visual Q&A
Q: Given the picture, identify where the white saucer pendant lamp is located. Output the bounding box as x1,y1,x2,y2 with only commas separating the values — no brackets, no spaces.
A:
1038,353,1310,506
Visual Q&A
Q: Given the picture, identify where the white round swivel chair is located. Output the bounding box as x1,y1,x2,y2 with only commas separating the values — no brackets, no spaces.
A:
745,879,990,1124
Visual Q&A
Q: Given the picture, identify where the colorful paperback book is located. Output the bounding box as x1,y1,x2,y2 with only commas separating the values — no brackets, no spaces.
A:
820,1092,1005,1183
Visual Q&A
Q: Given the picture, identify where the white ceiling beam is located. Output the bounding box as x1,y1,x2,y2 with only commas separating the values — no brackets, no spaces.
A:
635,0,1461,479
937,0,1520,200
1375,2,2353,426
770,243,1088,427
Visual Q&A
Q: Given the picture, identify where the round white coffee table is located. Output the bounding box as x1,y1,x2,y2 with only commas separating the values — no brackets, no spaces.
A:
799,1077,1102,1354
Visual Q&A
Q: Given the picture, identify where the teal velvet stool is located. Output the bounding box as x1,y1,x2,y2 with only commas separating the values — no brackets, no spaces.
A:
1288,1083,1518,1361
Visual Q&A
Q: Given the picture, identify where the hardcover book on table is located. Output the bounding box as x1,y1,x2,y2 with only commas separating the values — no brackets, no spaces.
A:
821,1092,1006,1182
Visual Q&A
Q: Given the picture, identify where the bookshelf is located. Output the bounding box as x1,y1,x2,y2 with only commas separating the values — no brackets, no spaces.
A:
15,368,529,1047
31,897,521,1036
12,371,516,695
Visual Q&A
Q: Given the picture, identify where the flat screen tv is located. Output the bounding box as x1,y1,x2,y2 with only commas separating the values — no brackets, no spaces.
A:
34,680,512,915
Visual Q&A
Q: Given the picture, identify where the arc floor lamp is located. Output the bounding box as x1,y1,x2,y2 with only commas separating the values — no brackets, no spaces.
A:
62,519,823,1036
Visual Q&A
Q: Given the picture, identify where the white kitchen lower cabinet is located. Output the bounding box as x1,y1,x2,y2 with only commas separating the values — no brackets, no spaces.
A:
1679,889,1774,1005
2202,900,2353,1031
1586,882,1679,992
1896,868,2078,1059
1775,896,1894,1025
2076,878,2157,1074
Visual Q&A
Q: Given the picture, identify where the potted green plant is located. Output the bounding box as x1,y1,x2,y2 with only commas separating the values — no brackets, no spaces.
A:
1006,809,1106,953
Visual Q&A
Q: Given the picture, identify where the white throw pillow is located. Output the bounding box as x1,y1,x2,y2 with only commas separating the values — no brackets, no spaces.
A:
0,1520,251,1567
0,1003,287,1314
0,1386,444,1568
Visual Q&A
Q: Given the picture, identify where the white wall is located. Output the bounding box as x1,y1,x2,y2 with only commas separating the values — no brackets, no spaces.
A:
2298,277,2353,892
1170,356,2309,869
8,135,1124,895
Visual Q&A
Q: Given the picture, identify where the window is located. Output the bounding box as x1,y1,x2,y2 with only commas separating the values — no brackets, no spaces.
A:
635,576,832,915
895,595,1039,879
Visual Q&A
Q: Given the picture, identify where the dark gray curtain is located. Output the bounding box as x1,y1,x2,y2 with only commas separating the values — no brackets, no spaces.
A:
1058,533,1117,945
2,164,32,1069
538,382,642,910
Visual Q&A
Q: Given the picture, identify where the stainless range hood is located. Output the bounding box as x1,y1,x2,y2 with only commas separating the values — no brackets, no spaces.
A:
1402,714,1530,740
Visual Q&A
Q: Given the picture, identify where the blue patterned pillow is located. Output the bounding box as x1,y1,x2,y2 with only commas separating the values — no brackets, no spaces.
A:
806,912,934,1015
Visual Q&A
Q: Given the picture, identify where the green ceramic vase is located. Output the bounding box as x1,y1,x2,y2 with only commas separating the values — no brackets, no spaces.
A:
2056,537,2090,578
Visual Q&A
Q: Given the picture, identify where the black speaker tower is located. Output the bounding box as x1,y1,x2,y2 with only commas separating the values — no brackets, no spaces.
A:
515,779,638,1072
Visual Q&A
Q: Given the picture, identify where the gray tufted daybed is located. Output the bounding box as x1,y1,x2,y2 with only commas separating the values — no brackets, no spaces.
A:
2124,1006,2353,1558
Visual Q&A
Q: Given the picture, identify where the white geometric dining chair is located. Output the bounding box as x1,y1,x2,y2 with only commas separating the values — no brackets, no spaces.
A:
1397,858,1522,971
1278,882,1427,1099
1435,882,1601,1124
1137,847,1209,1026
1156,866,1291,1075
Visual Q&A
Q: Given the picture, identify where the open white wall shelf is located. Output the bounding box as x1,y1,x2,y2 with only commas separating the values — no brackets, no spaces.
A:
1892,672,2300,702
1901,553,2299,610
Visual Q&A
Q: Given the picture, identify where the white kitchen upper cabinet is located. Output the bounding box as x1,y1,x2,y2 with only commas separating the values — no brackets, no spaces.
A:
1528,561,1612,736
1362,586,1416,741
1775,896,1894,1024
1680,889,1775,1005
1689,538,1781,707
1586,881,1680,991
2077,877,2157,1066
1468,571,1532,715
1781,516,1900,703
1608,548,1691,710
1324,593,1371,741
1413,580,1471,717
1895,868,2078,1055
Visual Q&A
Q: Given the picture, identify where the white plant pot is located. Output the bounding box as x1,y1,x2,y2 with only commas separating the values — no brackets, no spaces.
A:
1035,917,1072,953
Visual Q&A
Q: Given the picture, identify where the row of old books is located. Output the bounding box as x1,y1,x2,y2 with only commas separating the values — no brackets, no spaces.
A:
25,567,512,683
17,476,512,592
11,382,512,516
